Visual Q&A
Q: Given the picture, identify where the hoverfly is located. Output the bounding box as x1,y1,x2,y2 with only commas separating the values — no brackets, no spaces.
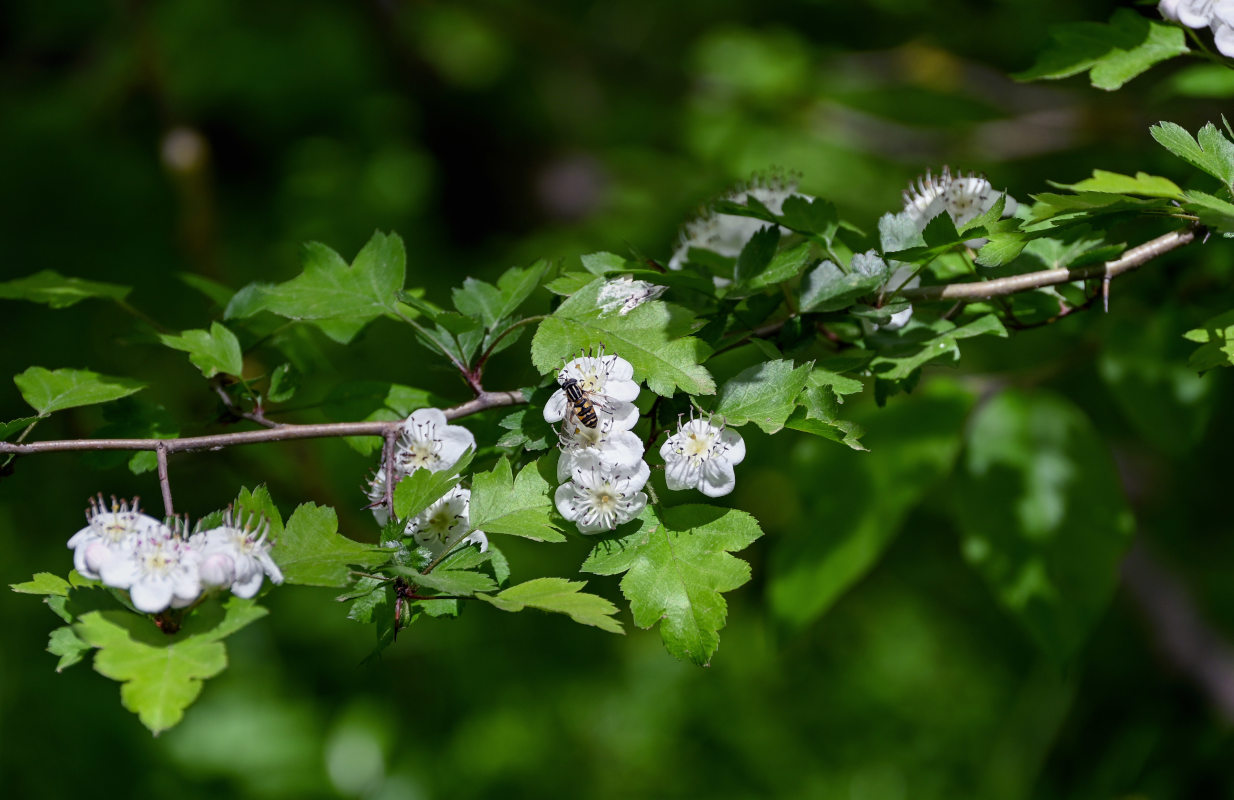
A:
558,375,600,428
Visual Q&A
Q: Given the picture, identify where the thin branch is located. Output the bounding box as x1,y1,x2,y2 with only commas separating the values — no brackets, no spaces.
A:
901,227,1197,302
382,427,398,518
212,379,280,429
0,390,525,457
156,443,174,516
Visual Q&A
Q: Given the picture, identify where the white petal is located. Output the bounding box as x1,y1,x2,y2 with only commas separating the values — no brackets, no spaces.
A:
1215,20,1234,55
620,492,648,523
602,379,640,403
718,428,746,465
544,390,569,423
259,553,284,584
67,528,93,549
464,531,489,553
602,356,635,383
554,482,582,522
99,555,138,589
200,553,236,587
130,580,173,613
436,426,475,465
664,455,701,492
230,571,265,599
604,400,640,432
405,407,448,432
623,460,652,492
699,459,737,497
600,431,646,468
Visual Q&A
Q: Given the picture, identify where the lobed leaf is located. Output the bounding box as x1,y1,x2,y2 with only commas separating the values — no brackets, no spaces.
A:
1015,9,1187,91
531,279,715,396
14,367,145,417
158,321,244,378
582,505,763,666
73,596,268,734
392,449,474,522
477,577,623,633
713,359,812,434
0,270,130,309
272,503,388,588
468,456,565,542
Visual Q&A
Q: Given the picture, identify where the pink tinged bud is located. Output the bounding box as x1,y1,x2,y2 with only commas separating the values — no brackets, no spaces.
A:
200,553,236,588
83,542,114,576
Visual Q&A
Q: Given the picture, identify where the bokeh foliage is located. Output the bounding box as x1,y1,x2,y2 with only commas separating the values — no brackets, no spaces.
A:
4,0,1234,798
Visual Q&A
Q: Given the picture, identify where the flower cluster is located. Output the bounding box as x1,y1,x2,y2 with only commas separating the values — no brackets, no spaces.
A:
902,167,1018,232
366,408,485,558
597,276,667,316
1160,1,1234,56
547,351,650,533
66,496,282,614
367,408,476,526
668,172,811,272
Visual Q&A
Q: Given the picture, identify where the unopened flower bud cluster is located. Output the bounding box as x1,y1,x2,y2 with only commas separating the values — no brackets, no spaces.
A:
67,496,282,614
367,408,487,556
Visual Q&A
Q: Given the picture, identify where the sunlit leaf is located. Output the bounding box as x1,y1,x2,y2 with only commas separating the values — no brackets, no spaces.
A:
15,367,145,417
477,578,623,633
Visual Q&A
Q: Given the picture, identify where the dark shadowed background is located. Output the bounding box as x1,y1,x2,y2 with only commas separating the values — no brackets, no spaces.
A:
3,1,1234,797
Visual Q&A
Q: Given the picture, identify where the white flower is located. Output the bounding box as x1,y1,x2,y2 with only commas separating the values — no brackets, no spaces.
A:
597,276,667,316
902,167,1017,231
554,454,649,534
397,408,475,473
367,408,475,526
659,417,746,498
195,512,283,599
66,496,165,584
668,173,811,270
405,485,487,555
543,350,641,431
101,526,203,613
556,416,646,475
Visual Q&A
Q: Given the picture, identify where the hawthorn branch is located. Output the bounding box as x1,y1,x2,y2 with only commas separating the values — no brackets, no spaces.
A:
900,227,1198,302
0,390,525,457
156,442,174,517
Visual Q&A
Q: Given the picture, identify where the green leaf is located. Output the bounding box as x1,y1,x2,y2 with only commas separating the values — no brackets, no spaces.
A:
478,578,623,634
48,626,91,671
14,367,145,417
799,253,889,312
158,321,244,379
545,272,598,296
272,503,388,588
867,314,1007,382
1182,189,1234,234
73,597,269,734
1183,309,1234,371
732,225,780,287
390,566,497,596
953,390,1134,662
778,195,839,238
267,363,297,403
713,359,812,434
495,407,553,451
452,260,547,329
0,416,36,441
227,231,406,344
769,380,975,631
468,456,566,542
1151,121,1234,191
783,407,866,451
738,242,815,293
531,279,715,396
233,485,285,538
1015,10,1188,91
11,572,71,596
1053,170,1184,199
392,448,474,521
177,273,234,308
582,505,763,665
0,269,131,309
580,251,629,275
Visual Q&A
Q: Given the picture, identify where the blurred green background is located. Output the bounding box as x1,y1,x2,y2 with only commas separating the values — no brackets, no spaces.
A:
4,0,1234,797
